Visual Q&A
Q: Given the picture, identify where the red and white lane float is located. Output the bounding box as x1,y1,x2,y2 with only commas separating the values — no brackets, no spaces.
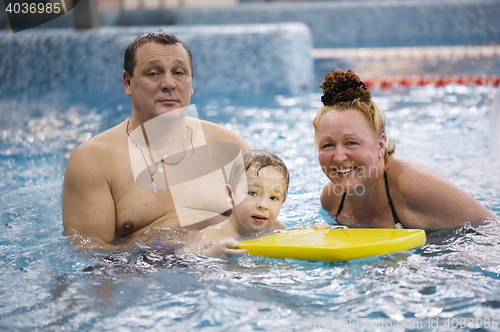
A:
363,75,500,88
313,45,500,88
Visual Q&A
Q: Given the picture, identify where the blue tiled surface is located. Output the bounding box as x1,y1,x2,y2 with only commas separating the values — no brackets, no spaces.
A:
0,24,314,97
1,0,498,98
162,0,500,48
2,1,499,48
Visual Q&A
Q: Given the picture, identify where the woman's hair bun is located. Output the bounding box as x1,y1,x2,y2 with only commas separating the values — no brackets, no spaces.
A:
320,69,371,106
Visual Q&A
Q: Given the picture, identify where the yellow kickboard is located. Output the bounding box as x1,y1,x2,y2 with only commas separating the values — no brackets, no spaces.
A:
238,228,426,262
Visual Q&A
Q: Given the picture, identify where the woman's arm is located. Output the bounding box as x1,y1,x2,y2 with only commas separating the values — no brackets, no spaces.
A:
392,158,495,228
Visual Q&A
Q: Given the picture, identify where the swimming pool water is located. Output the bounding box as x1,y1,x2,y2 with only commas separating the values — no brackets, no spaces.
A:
1,85,500,331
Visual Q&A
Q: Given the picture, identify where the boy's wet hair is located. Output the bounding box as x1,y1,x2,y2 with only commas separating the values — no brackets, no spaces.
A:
124,30,193,77
229,150,290,199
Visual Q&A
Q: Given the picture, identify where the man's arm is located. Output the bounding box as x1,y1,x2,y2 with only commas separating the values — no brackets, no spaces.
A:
62,140,117,247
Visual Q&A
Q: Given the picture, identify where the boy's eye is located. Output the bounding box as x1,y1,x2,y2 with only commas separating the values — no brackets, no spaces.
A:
248,191,258,196
270,196,280,201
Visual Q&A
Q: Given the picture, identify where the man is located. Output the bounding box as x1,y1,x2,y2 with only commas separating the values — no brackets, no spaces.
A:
62,31,251,249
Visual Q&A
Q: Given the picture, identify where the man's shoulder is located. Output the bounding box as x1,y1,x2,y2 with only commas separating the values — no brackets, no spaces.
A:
70,122,124,162
197,118,230,136
193,118,251,151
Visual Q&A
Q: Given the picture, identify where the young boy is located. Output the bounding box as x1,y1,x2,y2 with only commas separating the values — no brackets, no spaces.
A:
178,149,289,257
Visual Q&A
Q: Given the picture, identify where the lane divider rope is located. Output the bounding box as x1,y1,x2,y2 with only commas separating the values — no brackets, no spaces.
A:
363,75,500,88
312,45,500,88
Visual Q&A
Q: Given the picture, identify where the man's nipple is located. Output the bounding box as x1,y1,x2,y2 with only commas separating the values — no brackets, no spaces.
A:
122,221,135,233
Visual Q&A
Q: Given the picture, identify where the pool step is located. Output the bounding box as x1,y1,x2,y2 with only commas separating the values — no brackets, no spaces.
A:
312,45,500,62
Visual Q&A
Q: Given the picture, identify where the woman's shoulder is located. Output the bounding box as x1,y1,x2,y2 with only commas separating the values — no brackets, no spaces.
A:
320,182,343,217
386,155,495,227
386,155,448,188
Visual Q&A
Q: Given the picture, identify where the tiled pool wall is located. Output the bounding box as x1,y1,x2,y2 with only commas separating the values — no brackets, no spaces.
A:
2,0,499,48
0,23,313,98
110,0,500,48
1,0,499,98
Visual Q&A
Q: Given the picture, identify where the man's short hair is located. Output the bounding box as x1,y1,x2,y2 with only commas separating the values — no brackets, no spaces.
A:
124,30,193,77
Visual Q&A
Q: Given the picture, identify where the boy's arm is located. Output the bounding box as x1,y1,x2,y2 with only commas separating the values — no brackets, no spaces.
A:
175,227,212,255
176,226,248,257
205,238,248,257
312,223,330,229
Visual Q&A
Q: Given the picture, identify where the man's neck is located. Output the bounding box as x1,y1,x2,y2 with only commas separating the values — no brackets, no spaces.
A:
129,110,189,160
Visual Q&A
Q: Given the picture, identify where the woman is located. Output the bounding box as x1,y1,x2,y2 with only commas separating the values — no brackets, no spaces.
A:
313,69,495,228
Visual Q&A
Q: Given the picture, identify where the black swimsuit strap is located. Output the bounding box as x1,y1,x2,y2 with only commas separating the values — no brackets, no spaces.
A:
334,172,401,225
335,193,347,219
384,171,401,225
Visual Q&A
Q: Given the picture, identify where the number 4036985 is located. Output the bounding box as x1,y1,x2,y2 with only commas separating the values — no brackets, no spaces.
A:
5,2,66,14
444,318,498,329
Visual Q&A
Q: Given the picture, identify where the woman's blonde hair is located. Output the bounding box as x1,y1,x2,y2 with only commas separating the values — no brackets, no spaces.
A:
312,69,395,158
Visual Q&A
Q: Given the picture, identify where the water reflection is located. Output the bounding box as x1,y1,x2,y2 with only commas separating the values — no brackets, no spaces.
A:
1,86,500,331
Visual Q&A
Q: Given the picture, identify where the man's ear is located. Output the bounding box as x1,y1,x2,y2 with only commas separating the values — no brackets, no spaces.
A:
123,70,132,97
226,184,234,204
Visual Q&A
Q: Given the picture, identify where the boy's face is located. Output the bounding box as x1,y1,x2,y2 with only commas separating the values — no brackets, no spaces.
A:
231,164,287,235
